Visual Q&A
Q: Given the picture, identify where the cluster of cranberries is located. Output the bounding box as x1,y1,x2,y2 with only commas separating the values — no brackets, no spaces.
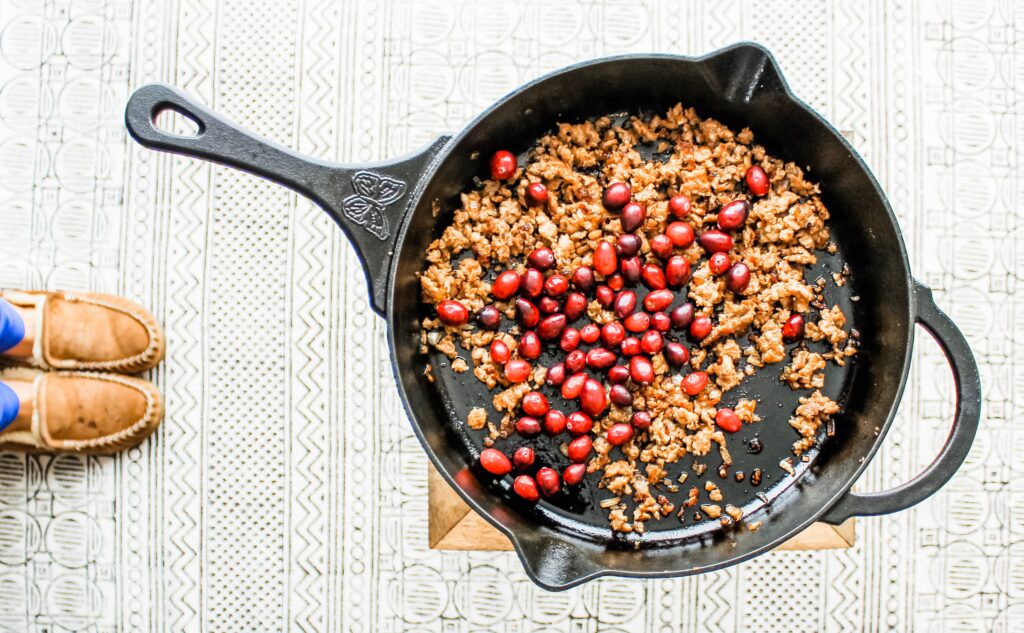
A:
436,151,786,502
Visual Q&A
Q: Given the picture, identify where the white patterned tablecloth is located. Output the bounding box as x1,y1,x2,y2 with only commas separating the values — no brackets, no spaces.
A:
0,1,1016,631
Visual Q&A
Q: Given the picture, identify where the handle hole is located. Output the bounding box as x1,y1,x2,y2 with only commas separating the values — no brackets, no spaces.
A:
153,105,202,137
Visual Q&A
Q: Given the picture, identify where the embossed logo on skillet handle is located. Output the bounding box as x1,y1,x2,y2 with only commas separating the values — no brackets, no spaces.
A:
125,83,450,316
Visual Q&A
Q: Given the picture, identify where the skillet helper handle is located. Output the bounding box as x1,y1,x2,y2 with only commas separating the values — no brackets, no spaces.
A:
821,282,981,525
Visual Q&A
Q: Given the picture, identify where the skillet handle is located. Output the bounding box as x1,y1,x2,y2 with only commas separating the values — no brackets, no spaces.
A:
821,281,981,525
125,83,448,315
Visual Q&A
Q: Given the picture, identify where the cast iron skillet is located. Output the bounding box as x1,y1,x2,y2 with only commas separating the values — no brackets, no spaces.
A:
125,43,981,591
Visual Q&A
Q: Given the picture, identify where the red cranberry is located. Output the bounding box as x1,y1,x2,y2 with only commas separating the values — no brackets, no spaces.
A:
640,330,664,354
579,378,608,416
513,474,540,502
513,446,535,470
664,342,690,367
515,299,540,329
490,150,517,180
527,246,555,270
689,315,712,340
670,302,695,329
563,463,587,485
699,230,733,253
666,222,695,247
561,373,586,400
726,263,751,293
477,305,502,330
709,252,731,275
518,269,542,298
564,292,587,321
643,289,674,312
490,339,511,364
620,337,642,356
650,234,673,259
620,202,646,232
515,416,542,437
624,312,650,333
629,356,655,384
479,448,512,475
544,409,567,434
665,256,691,287
545,362,566,386
572,266,595,291
641,264,666,290
606,423,634,446
613,290,637,318
536,467,561,497
602,182,631,211
593,241,617,275
616,233,641,257
609,384,633,407
567,435,593,463
538,296,560,314
518,330,541,359
607,273,624,291
505,359,532,383
601,322,626,347
560,327,581,351
565,350,586,373
631,411,652,430
716,408,742,433
544,274,568,297
522,391,550,417
718,199,751,230
745,164,770,196
566,411,593,435
783,314,805,341
525,182,549,207
608,365,630,383
669,194,692,218
650,311,671,332
586,347,617,371
437,300,469,326
620,257,641,284
682,371,709,396
538,314,567,340
580,323,601,344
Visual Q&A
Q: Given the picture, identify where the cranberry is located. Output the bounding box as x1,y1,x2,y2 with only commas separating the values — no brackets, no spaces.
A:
505,359,532,383
580,323,601,344
709,252,731,275
525,182,549,207
527,246,555,270
650,234,673,259
616,233,641,257
544,274,568,297
601,322,626,347
717,199,750,230
544,409,567,434
595,285,614,308
513,475,540,502
564,292,587,321
567,435,593,463
490,150,517,180
670,302,695,329
522,391,550,417
608,365,630,383
560,327,581,351
620,202,646,232
579,378,608,416
699,230,733,253
565,350,586,373
620,257,642,284
522,268,545,297
783,314,805,341
563,463,587,485
437,300,469,326
586,347,617,371
669,194,692,218
631,411,652,430
538,296,560,314
666,222,695,247
593,241,617,276
536,467,561,497
640,330,663,354
643,289,674,312
561,372,586,399
515,299,540,329
602,182,631,211
477,305,502,330
519,330,541,359
515,416,542,437
566,411,594,435
538,314,567,340
665,256,691,287
613,290,637,318
689,315,712,340
609,383,633,407
664,342,690,367
513,446,535,470
650,311,671,332
545,362,566,386
572,266,595,291
479,448,512,475
490,339,511,364
726,263,751,293
716,408,742,433
745,164,770,196
641,264,667,290
620,337,642,356
624,312,651,333
606,423,634,446
629,356,655,384
607,274,624,291
682,371,709,396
